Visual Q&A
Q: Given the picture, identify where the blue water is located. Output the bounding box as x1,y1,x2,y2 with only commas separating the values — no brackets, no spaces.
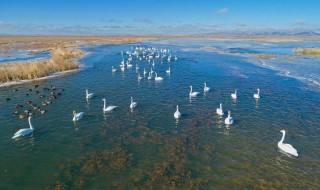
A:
0,49,49,63
0,39,319,189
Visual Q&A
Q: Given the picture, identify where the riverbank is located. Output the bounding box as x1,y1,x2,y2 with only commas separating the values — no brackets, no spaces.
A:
0,47,84,84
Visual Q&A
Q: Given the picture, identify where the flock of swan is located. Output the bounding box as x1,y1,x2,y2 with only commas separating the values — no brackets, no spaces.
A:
11,45,299,157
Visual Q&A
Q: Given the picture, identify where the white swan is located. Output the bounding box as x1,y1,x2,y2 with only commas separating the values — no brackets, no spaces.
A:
150,67,154,74
12,116,34,139
112,66,117,72
148,72,152,80
155,73,164,81
138,73,143,80
86,89,94,99
216,103,224,115
278,130,298,156
253,88,260,99
143,68,147,75
102,98,118,112
174,105,181,119
136,64,139,70
73,111,84,121
189,86,200,97
130,97,137,108
166,67,171,74
204,82,210,92
231,89,237,99
224,111,233,124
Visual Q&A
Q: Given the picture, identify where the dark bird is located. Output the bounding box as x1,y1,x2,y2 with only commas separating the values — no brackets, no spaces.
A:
12,111,19,115
34,85,39,88
16,105,23,109
35,90,39,94
28,89,32,91
26,93,29,96
6,98,11,101
19,114,27,119
13,89,18,92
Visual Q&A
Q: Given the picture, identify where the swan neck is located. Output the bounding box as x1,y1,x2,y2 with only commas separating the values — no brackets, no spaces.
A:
280,131,285,143
28,117,33,129
103,100,106,110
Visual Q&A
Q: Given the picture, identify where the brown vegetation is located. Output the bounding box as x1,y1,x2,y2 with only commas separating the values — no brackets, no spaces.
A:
0,47,83,83
294,48,320,55
246,53,278,59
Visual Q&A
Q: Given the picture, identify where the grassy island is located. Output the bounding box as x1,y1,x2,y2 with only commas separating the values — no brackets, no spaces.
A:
0,47,83,83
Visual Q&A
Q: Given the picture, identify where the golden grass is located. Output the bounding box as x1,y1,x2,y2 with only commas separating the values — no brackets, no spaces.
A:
0,47,83,83
294,48,320,55
246,53,278,59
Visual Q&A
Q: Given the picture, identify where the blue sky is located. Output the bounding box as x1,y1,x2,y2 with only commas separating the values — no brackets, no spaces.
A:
0,0,319,35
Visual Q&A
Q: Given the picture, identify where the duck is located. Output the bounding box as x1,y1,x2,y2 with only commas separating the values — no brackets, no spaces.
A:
231,89,237,99
12,116,34,139
73,111,84,121
130,97,137,108
216,103,224,116
102,99,118,112
253,88,260,99
174,105,181,119
224,111,234,124
189,86,200,97
86,89,94,99
204,83,210,92
278,130,298,156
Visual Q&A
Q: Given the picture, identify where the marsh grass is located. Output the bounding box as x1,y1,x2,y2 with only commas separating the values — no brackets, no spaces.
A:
0,47,83,83
294,48,320,55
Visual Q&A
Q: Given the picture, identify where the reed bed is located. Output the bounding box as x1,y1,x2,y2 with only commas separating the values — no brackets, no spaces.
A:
294,48,320,55
0,47,83,83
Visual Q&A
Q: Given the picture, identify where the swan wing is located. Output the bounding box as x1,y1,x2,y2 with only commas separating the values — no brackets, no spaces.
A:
105,106,118,112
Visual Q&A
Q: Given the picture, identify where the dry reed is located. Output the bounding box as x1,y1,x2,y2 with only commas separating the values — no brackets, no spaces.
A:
294,48,320,55
0,47,83,83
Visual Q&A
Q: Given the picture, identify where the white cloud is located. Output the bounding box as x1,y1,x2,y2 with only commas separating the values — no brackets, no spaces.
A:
294,19,307,26
216,8,229,14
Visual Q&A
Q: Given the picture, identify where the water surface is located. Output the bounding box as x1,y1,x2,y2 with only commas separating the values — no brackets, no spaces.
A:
0,39,319,189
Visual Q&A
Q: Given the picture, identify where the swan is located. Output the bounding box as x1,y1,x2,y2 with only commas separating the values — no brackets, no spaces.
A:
189,86,200,97
86,89,94,99
231,89,237,99
216,103,224,115
130,97,137,108
112,66,117,72
138,73,143,80
127,62,133,68
174,105,181,119
143,68,147,75
278,130,298,156
73,111,84,121
12,116,34,139
166,67,171,74
155,73,164,81
204,83,210,92
148,72,152,80
102,98,118,112
253,88,260,99
224,111,234,124
174,55,177,60
136,64,139,70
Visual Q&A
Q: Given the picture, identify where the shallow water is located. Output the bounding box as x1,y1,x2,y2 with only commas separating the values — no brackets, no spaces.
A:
0,40,319,189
